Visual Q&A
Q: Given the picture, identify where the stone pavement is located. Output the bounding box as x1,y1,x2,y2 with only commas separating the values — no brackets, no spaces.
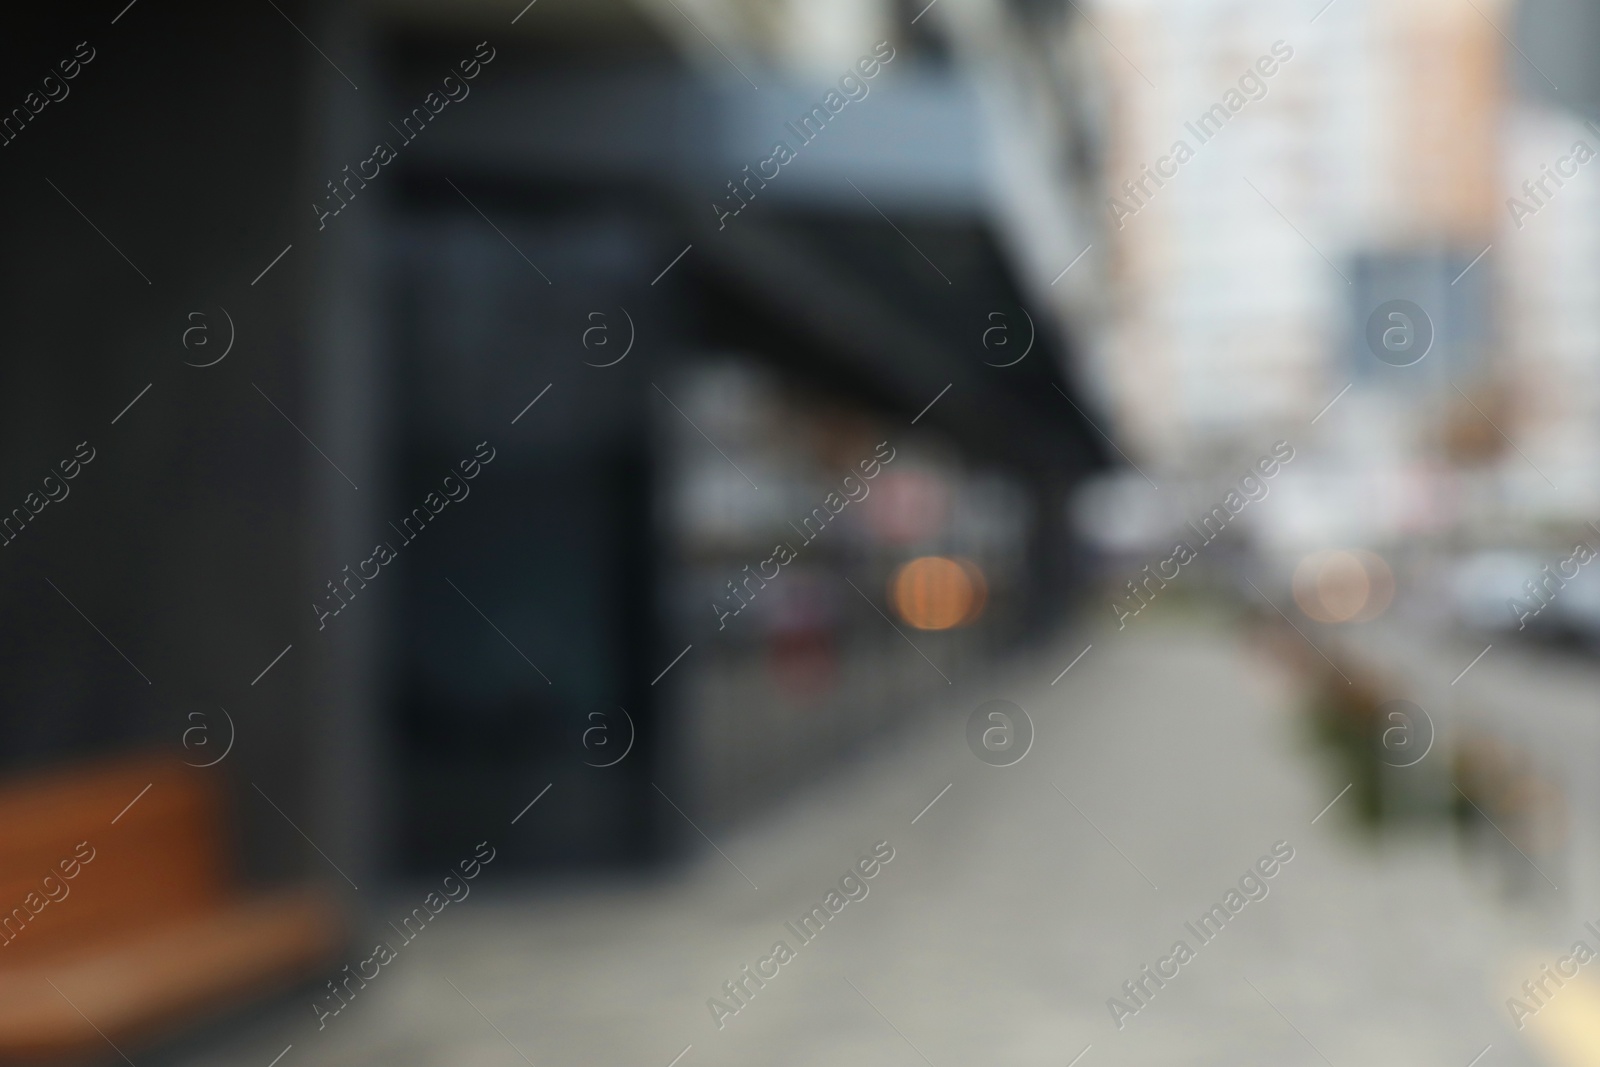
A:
167,611,1557,1067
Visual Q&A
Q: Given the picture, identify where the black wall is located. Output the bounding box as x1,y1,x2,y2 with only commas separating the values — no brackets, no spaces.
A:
0,3,324,884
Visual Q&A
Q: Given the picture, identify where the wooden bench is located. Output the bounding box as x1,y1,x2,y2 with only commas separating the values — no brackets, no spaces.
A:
0,753,343,1062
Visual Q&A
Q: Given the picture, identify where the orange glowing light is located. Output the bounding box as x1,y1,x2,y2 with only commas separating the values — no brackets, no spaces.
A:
889,556,987,630
1292,549,1394,623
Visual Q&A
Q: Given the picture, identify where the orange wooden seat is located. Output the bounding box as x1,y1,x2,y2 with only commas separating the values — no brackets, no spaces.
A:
0,754,342,1062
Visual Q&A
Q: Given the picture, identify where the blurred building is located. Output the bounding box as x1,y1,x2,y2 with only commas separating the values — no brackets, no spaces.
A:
1079,0,1600,580
0,0,1108,889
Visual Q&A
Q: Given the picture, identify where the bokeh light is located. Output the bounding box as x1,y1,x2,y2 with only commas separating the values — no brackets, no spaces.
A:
1292,550,1395,623
866,470,950,545
889,556,987,630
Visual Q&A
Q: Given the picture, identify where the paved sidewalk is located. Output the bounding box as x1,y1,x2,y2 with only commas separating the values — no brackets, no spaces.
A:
171,614,1551,1067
